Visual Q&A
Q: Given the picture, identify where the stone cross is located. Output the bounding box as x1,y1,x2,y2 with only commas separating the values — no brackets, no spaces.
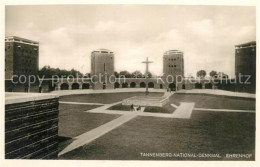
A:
142,57,153,95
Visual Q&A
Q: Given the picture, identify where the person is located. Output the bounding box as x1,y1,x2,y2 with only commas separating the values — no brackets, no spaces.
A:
137,105,141,111
130,104,134,111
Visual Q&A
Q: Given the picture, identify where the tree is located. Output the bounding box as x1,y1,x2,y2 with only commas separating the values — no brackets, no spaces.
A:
131,70,143,78
114,71,119,78
218,72,229,79
196,70,206,78
209,70,218,78
38,66,83,78
144,72,152,78
119,71,131,78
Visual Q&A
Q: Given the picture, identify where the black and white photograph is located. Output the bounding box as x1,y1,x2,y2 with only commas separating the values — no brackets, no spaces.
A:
1,0,259,166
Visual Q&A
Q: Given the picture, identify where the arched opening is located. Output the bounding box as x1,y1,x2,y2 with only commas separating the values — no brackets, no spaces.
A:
24,84,29,92
72,83,80,90
39,86,42,93
195,83,203,89
182,84,186,89
148,82,154,88
205,83,213,89
114,82,120,88
130,82,136,88
60,83,69,90
160,84,163,89
140,82,146,88
49,83,56,91
82,83,90,89
168,83,176,91
122,82,128,88
7,88,13,92
103,82,106,89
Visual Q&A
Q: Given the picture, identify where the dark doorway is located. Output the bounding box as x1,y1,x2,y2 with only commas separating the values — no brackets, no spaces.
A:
72,83,80,90
103,82,106,89
195,83,203,89
140,82,146,88
205,83,213,89
130,82,136,88
82,83,90,89
169,83,176,91
148,82,154,88
122,82,128,88
182,84,186,89
39,86,42,93
61,83,69,90
160,84,163,89
114,82,120,88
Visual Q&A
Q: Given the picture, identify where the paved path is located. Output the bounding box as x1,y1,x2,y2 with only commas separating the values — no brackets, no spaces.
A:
172,102,195,119
58,114,137,156
51,88,166,96
177,89,255,99
193,108,255,113
59,101,105,105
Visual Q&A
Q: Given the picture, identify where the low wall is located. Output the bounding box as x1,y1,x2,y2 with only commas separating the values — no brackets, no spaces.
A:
5,93,59,159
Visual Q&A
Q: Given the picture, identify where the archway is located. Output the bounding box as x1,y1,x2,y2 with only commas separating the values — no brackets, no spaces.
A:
130,82,136,88
160,84,163,89
140,82,146,88
60,83,69,90
103,82,106,89
49,83,56,91
114,82,120,88
168,83,176,91
82,83,90,89
205,83,213,89
195,83,203,89
122,82,128,88
72,83,80,90
148,82,154,88
182,84,186,89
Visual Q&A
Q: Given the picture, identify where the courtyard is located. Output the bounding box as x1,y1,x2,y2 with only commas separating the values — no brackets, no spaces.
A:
57,90,255,160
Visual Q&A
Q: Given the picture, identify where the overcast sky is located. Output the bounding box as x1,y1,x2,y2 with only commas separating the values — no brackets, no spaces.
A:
5,5,255,77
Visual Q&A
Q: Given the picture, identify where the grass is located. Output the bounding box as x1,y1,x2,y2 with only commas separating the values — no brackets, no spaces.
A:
59,111,255,160
170,94,255,110
59,92,164,104
59,103,120,138
58,103,121,153
108,103,175,113
144,103,174,114
108,103,131,111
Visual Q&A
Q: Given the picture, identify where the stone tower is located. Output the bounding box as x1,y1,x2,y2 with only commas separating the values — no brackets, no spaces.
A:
163,50,184,90
91,49,115,89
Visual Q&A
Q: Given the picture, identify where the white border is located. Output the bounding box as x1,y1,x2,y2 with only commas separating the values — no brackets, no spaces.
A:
0,0,258,167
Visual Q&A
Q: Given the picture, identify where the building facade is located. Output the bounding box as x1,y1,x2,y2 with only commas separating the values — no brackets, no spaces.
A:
235,41,256,93
5,36,39,79
91,49,115,89
163,50,184,90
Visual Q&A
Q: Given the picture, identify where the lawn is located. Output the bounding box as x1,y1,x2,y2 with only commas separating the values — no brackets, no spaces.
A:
170,94,255,110
58,103,121,153
59,103,120,138
108,103,175,113
108,103,131,111
59,92,164,104
144,103,175,114
59,111,255,160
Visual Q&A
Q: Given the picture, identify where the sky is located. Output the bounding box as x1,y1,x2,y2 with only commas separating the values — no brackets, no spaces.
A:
5,5,256,77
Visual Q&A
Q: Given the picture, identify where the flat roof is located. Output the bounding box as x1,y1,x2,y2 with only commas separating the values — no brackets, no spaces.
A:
235,41,256,47
5,92,59,105
5,36,39,45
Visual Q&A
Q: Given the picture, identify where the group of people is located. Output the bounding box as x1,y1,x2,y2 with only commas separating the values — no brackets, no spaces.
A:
130,104,141,111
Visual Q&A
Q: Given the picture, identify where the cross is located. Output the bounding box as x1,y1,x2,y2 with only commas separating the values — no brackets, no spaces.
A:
142,57,153,95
